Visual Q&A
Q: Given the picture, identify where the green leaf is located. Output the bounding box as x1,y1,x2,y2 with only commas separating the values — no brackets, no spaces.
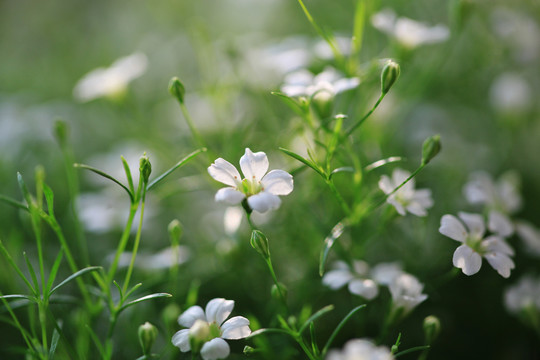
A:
0,294,36,302
86,324,106,359
16,172,33,207
0,194,28,211
121,155,135,194
49,325,61,358
146,148,206,191
321,304,367,356
46,249,64,295
395,345,431,357
329,167,355,179
23,252,39,295
50,266,102,295
319,221,347,276
0,240,36,295
248,328,290,338
364,156,403,172
42,183,55,217
119,293,172,313
279,147,326,179
270,92,306,116
298,305,334,334
124,283,143,301
74,163,134,202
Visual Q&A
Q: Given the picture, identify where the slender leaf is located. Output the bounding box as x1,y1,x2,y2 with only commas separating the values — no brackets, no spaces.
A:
42,183,55,217
124,283,143,302
121,155,135,194
74,163,133,202
119,293,172,313
0,294,36,302
299,304,334,334
48,326,61,359
0,240,36,295
16,172,34,207
319,221,346,276
365,156,403,172
279,147,326,179
329,167,355,179
46,249,64,295
248,328,290,338
23,252,40,295
146,148,206,190
113,280,124,304
0,194,28,211
350,0,366,67
86,324,106,359
395,345,431,357
321,304,367,355
270,92,306,116
50,266,102,295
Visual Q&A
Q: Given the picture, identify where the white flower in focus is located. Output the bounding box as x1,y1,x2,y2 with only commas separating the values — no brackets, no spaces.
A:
208,148,293,213
389,273,428,313
463,171,522,216
504,275,540,314
371,9,449,49
172,298,251,360
515,221,540,257
73,52,148,102
326,338,394,360
280,66,360,98
378,168,434,216
439,212,515,278
322,261,379,300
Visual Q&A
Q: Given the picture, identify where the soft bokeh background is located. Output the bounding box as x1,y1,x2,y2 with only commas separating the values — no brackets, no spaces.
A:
1,0,539,359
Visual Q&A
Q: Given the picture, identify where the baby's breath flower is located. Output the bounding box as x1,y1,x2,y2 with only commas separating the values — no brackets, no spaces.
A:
504,275,540,314
463,171,522,216
515,221,540,257
389,273,428,313
326,338,394,360
280,66,359,98
172,298,251,360
208,148,293,213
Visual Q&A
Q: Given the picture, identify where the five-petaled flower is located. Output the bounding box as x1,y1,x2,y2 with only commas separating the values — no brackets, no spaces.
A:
208,148,293,213
378,168,434,216
172,298,251,360
439,212,515,278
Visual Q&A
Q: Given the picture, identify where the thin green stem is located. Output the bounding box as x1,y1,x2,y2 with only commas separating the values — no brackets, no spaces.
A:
38,302,48,354
123,186,147,294
344,93,385,138
108,203,139,284
29,213,46,295
295,336,319,360
179,102,206,150
0,290,40,356
325,180,351,216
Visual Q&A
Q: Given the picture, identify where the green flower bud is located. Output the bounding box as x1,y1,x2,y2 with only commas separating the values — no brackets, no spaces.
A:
250,230,270,260
271,282,287,301
381,60,400,94
421,134,441,166
189,319,211,354
423,315,441,344
169,77,186,104
138,322,158,356
168,219,183,245
139,153,152,184
311,89,335,119
243,346,256,355
53,120,68,145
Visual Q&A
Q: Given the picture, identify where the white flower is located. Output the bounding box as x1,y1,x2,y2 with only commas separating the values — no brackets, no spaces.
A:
280,66,360,98
463,171,522,216
326,338,394,360
504,275,540,314
371,9,449,49
172,298,251,360
439,212,515,278
489,73,532,114
73,52,148,102
515,221,540,257
322,261,379,300
378,168,434,216
208,148,293,213
388,273,428,313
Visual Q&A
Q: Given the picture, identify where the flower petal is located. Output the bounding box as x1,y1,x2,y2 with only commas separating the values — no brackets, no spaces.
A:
215,187,245,204
205,298,234,326
261,170,293,195
488,210,514,238
387,198,406,216
239,148,268,181
392,168,414,194
348,279,379,300
247,192,281,213
371,262,403,285
458,212,485,239
178,305,205,327
378,175,394,194
484,252,515,278
208,159,242,187
322,269,354,290
453,245,482,276
221,316,251,339
171,329,191,352
516,221,540,256
200,338,230,360
439,215,467,242
483,236,514,255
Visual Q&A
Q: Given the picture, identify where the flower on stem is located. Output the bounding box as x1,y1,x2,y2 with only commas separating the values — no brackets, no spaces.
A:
172,298,251,360
378,168,434,216
439,212,515,278
504,275,540,314
515,221,540,257
208,148,293,213
326,338,394,360
388,273,428,314
280,66,359,98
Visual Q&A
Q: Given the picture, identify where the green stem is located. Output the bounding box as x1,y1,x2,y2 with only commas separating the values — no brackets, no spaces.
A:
29,213,46,295
325,180,351,216
296,336,319,360
38,302,48,354
179,102,206,151
264,258,288,312
108,203,139,284
0,290,39,356
123,186,147,294
372,164,426,211
344,93,385,138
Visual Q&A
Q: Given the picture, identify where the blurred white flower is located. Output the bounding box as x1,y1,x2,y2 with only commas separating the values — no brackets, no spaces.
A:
208,148,293,213
489,73,532,114
280,66,360,98
322,260,379,300
439,212,515,278
389,273,428,313
504,275,540,314
378,168,434,216
326,338,394,360
172,298,251,360
313,36,352,60
515,221,540,257
73,52,148,102
224,207,244,235
371,9,449,49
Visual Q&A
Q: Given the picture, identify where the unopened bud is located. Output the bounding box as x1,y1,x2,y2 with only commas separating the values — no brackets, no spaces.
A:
423,315,441,344
243,346,256,355
169,77,186,104
189,319,211,354
53,120,68,145
381,60,400,94
271,282,288,301
311,88,335,119
421,134,441,166
250,230,270,260
168,219,183,245
138,322,158,356
139,153,152,184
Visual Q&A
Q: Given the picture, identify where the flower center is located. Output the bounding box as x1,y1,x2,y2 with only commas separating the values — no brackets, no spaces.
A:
465,235,484,255
241,177,263,196
209,322,222,340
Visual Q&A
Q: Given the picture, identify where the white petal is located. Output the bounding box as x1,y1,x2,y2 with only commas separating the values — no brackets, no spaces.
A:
208,159,242,187
453,245,482,276
392,168,413,194
333,77,360,93
412,189,434,208
387,198,406,216
178,306,205,327
516,221,540,256
322,269,354,289
200,338,230,360
348,279,379,300
406,201,428,217
171,329,191,352
371,262,403,285
439,215,467,242
484,252,515,278
261,170,293,195
205,298,234,326
458,212,485,239
221,316,251,339
462,171,494,206
215,188,245,204
378,175,394,194
239,148,268,181
488,210,514,238
247,192,281,213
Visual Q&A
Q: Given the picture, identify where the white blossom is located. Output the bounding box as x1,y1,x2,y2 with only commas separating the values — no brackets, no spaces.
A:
463,171,522,216
371,9,449,49
73,52,148,102
515,221,540,257
208,148,293,213
378,168,434,216
439,212,515,278
280,66,359,98
172,298,251,360
323,261,379,300
504,275,540,314
326,338,394,360
388,273,428,313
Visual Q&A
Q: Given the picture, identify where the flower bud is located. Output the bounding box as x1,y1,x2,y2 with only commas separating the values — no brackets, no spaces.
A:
271,282,288,301
423,315,441,344
311,89,335,119
53,120,68,145
250,230,270,260
138,322,158,356
169,77,186,104
189,319,211,354
168,219,183,245
243,346,256,355
139,153,152,184
381,60,400,94
421,134,441,166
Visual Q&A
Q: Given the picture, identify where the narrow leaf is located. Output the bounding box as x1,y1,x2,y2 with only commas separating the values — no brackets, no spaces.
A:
299,304,334,334
124,283,143,301
270,92,306,116
279,147,326,179
365,156,403,172
319,221,346,276
329,167,355,179
0,294,36,302
50,266,102,295
121,155,135,194
120,293,172,313
0,194,28,211
248,328,290,338
0,240,36,295
146,148,206,191
46,249,64,295
74,164,133,202
48,326,61,358
23,252,40,295
42,183,55,216
395,345,431,357
16,172,33,207
322,304,367,356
